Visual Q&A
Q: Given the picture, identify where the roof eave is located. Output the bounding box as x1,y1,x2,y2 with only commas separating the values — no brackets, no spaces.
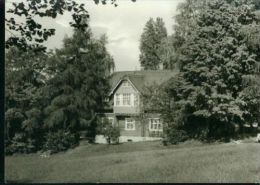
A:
108,77,140,97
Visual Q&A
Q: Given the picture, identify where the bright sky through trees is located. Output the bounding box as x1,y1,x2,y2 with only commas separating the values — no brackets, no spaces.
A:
5,0,184,71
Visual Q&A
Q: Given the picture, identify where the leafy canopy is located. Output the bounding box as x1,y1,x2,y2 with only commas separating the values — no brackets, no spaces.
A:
162,0,260,139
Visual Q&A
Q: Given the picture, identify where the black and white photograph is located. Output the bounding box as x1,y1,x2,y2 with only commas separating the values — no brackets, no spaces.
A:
3,0,260,183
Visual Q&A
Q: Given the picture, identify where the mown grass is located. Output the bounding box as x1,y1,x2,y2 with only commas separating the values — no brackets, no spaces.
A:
5,140,260,183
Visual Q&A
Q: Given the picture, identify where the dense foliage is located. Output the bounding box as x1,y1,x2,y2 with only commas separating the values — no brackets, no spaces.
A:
43,131,78,154
162,0,260,141
5,28,114,154
5,0,141,154
43,29,114,140
157,36,178,70
139,17,167,70
5,47,48,153
5,0,260,152
96,117,120,144
163,129,189,145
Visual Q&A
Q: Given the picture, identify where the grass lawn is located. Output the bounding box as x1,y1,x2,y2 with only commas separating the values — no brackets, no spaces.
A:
5,139,260,183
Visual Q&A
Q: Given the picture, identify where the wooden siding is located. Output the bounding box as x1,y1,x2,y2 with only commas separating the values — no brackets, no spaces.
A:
114,106,140,114
113,80,140,114
98,114,163,138
117,116,142,137
142,114,163,137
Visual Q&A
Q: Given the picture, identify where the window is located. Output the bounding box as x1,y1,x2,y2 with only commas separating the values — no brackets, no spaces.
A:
115,93,120,106
114,93,132,106
125,118,135,130
122,80,131,87
123,93,131,106
149,118,163,131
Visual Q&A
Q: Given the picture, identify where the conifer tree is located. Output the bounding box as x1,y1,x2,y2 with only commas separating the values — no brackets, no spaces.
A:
139,17,167,70
43,28,114,141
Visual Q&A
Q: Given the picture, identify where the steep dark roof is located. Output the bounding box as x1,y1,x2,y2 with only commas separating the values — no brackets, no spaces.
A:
109,70,178,95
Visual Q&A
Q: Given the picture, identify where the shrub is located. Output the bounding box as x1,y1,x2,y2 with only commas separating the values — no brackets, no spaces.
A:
43,131,78,154
103,125,120,144
96,117,120,144
5,133,36,155
165,129,189,145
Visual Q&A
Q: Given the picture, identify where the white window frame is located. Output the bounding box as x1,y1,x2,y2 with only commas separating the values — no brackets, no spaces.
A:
125,118,135,130
123,93,131,106
114,93,134,107
149,118,163,131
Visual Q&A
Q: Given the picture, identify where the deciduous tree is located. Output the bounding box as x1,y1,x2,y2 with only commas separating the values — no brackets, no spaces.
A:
163,0,260,140
5,47,48,152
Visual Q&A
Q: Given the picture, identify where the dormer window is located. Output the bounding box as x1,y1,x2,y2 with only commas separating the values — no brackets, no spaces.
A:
122,80,131,87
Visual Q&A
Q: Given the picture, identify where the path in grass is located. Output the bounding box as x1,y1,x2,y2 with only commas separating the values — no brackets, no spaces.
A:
5,140,260,183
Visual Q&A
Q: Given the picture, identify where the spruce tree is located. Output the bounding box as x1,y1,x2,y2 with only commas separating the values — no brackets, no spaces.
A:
43,28,114,141
139,17,167,70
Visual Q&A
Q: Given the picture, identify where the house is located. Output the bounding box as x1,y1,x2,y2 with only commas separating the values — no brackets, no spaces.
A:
95,70,177,143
